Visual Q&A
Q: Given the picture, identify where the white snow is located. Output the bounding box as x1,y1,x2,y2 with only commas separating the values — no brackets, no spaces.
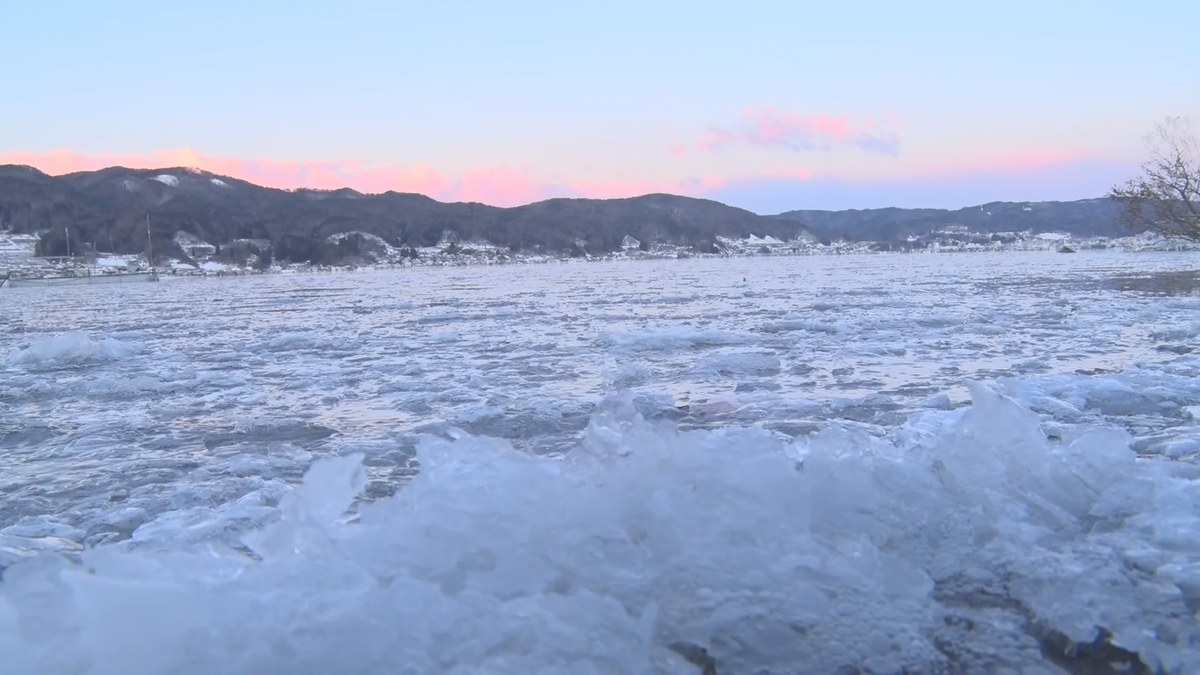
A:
744,234,784,245
231,238,272,249
210,178,228,187
325,231,393,253
174,230,214,252
153,174,179,187
94,256,127,268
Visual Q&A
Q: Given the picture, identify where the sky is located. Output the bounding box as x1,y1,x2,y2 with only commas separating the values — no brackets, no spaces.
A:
2,0,1198,213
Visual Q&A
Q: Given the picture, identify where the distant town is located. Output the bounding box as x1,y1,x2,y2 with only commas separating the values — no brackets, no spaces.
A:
2,226,1195,283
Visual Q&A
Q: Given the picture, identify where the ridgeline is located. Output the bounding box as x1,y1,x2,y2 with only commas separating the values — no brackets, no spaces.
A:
0,165,811,266
0,164,1127,266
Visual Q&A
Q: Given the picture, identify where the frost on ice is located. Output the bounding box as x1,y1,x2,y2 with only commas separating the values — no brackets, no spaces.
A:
598,327,754,352
7,331,135,368
1,384,1197,674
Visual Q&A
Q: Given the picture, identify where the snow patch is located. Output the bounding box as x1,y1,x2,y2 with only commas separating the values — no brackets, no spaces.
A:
174,231,214,251
152,175,179,187
325,231,391,251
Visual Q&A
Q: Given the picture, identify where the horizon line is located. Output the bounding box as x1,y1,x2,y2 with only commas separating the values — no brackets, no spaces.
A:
0,161,1118,216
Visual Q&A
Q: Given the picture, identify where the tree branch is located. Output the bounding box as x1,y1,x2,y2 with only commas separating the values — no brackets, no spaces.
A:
1110,117,1200,241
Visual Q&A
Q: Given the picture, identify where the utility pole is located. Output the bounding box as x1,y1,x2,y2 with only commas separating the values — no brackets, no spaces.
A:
146,214,153,269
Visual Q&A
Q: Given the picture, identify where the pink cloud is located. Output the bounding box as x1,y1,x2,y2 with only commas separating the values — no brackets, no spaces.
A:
455,166,551,205
696,107,901,156
668,143,689,158
706,155,1133,213
0,147,739,207
0,144,1100,214
0,148,453,196
758,167,815,181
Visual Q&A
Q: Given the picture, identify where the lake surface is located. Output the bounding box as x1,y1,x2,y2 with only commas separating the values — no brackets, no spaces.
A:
2,251,1199,674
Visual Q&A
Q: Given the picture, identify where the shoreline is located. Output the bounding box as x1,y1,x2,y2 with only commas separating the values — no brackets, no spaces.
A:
3,233,1197,284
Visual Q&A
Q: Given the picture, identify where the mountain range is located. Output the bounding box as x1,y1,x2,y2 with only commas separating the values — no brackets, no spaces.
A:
772,199,1125,243
0,164,1129,265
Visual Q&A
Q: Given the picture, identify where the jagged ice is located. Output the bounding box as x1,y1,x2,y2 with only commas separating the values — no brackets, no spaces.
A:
2,384,1197,674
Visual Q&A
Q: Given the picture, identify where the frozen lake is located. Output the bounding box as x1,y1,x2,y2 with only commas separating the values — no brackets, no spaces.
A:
2,251,1200,674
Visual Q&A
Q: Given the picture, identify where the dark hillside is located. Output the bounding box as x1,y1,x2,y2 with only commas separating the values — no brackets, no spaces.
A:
0,166,814,264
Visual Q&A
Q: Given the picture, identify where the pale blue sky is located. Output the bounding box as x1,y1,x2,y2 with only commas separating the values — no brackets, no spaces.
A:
2,0,1197,211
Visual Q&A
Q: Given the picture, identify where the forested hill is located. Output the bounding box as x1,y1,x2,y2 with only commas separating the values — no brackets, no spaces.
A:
0,165,813,264
772,199,1124,243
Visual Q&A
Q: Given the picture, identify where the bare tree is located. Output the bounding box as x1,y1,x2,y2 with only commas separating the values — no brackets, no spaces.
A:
1109,117,1200,240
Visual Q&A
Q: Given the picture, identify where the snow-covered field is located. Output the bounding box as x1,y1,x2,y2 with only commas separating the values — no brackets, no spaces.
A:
1,251,1199,674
